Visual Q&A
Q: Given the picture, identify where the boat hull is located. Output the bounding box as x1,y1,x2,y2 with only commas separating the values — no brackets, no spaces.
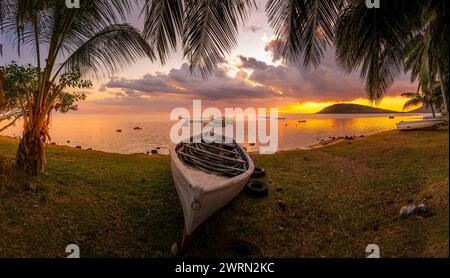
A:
396,119,448,130
170,142,254,235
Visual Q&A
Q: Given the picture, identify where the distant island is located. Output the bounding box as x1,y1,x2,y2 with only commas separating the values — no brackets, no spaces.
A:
316,103,432,114
317,104,397,114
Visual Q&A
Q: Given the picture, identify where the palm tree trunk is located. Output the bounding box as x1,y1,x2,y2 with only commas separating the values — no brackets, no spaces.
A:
15,121,47,175
437,65,448,116
0,72,5,107
430,101,436,118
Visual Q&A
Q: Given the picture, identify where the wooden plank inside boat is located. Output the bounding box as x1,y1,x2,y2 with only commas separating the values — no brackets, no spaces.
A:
176,138,250,177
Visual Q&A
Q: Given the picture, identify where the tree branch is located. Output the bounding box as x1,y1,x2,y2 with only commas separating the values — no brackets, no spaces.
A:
0,113,22,133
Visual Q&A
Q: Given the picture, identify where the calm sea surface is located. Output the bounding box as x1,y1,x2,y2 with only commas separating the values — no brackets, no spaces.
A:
1,113,431,154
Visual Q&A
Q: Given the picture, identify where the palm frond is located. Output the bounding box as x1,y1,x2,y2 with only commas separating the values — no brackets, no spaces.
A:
335,0,421,102
58,24,155,80
142,0,184,64
266,0,343,67
403,34,424,82
0,0,45,56
403,98,423,110
401,92,419,98
182,0,255,77
50,0,138,56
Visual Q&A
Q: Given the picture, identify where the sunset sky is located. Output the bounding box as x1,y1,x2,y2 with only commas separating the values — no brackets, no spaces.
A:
0,0,418,114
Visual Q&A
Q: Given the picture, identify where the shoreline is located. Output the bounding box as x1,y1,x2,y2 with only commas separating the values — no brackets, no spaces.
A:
1,113,435,156
304,134,368,150
0,129,391,156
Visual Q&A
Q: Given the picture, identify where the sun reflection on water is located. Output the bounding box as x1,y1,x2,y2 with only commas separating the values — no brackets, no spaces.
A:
1,113,429,154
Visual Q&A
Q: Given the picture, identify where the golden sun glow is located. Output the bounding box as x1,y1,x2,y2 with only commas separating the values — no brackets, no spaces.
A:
278,96,419,114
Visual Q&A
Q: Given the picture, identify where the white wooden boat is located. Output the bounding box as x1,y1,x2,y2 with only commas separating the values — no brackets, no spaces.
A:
170,134,254,254
396,118,448,130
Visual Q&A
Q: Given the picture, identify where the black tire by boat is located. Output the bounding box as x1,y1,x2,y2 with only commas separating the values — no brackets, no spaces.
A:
224,239,264,257
245,179,268,197
252,166,266,178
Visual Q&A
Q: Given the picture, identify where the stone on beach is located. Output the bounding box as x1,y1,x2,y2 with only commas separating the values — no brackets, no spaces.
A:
29,181,39,192
277,200,287,210
400,203,429,218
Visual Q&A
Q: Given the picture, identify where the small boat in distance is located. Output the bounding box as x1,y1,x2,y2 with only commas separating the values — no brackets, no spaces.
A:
170,134,254,254
212,117,233,126
396,118,448,130
257,116,286,120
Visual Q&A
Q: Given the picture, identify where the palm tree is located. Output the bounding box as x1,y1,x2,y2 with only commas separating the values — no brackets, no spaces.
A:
0,72,5,107
0,0,154,175
401,90,436,118
403,1,449,115
266,0,448,111
1,0,255,175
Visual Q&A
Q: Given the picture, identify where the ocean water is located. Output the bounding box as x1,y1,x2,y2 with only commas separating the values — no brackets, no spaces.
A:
1,113,431,155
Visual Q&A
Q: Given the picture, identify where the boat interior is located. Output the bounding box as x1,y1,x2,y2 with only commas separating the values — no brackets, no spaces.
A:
176,136,250,177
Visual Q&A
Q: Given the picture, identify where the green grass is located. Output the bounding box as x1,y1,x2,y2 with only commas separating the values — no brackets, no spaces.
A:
0,129,448,258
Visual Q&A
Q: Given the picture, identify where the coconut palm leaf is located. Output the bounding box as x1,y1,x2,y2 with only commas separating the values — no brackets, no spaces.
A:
0,0,146,73
57,24,155,80
401,92,419,98
266,0,342,67
182,0,255,77
141,0,254,77
403,97,424,110
335,0,421,103
403,34,426,82
0,0,43,56
142,0,184,64
403,1,449,113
